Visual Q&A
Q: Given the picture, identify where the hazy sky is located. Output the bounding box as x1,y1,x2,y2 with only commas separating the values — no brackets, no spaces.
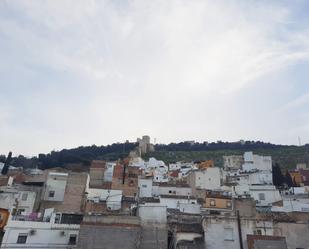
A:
1,0,309,156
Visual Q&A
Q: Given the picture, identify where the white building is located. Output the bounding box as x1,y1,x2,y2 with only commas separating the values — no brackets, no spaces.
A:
272,194,309,212
138,179,192,198
0,187,37,215
203,216,274,249
226,171,273,186
129,157,145,169
104,162,116,182
242,152,272,172
233,185,281,207
187,168,222,191
138,204,167,224
169,162,196,177
223,155,243,170
145,158,166,170
43,172,68,202
152,183,192,197
159,195,200,214
86,188,122,211
1,212,80,249
138,178,153,198
224,152,278,207
152,169,169,183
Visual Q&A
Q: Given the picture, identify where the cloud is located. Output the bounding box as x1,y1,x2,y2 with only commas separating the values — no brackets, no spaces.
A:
1,0,309,155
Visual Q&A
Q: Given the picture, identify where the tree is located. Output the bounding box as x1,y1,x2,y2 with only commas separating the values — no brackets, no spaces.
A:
285,171,294,189
272,163,285,187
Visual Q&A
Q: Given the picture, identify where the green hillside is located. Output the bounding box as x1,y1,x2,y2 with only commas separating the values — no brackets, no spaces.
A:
145,146,309,169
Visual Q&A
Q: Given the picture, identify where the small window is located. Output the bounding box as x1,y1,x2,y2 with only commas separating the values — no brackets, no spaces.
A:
141,184,147,188
68,234,77,245
224,228,234,241
55,213,61,224
258,193,265,201
16,209,25,215
210,199,216,207
254,229,262,235
17,234,27,244
21,193,28,201
48,191,55,198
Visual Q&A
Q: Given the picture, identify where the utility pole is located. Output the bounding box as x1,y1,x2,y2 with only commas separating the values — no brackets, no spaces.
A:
237,210,244,249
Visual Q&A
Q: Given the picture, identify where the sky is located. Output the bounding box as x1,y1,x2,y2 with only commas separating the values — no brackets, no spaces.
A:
1,0,309,156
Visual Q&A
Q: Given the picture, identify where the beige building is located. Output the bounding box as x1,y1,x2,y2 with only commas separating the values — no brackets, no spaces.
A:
89,160,105,187
41,172,88,214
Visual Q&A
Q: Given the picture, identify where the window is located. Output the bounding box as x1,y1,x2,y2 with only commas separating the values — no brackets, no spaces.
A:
55,213,61,224
21,193,28,201
68,234,77,245
16,209,25,215
258,193,265,201
224,228,234,241
254,229,262,235
141,184,147,188
17,234,27,244
48,190,55,198
210,199,216,207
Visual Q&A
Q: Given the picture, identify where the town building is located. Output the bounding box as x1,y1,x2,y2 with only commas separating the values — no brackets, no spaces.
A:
89,160,105,187
0,212,81,249
40,172,88,214
187,167,222,194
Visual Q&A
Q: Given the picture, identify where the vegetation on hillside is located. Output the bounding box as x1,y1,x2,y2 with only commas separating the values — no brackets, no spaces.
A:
1,141,308,170
145,142,309,169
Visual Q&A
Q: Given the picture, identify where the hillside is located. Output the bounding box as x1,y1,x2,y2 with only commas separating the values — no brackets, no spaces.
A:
1,141,308,170
145,142,309,169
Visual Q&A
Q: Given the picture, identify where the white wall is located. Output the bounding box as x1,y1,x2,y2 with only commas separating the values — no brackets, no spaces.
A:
249,186,282,206
203,217,273,249
138,178,153,198
138,204,167,224
153,172,168,183
194,168,221,190
243,152,272,172
272,198,309,212
227,171,273,186
159,197,197,209
87,188,122,210
1,214,79,249
104,163,115,182
152,186,192,197
43,173,68,202
0,190,36,215
248,172,273,185
178,203,201,214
